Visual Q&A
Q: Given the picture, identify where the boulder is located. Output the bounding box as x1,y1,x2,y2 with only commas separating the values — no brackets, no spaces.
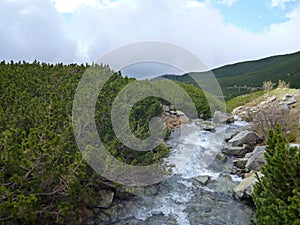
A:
233,172,263,199
228,131,262,147
97,189,114,209
233,158,248,169
213,111,234,124
222,145,250,157
194,175,211,185
195,120,216,133
245,146,266,172
216,153,227,163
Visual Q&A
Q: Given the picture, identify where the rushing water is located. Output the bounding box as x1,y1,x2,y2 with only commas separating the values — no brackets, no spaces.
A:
85,121,255,225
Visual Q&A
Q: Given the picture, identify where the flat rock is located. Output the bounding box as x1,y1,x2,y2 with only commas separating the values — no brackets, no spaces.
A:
222,145,249,157
213,111,234,124
228,131,262,147
194,175,211,185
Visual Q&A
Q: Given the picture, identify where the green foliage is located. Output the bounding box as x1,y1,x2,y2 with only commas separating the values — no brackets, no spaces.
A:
226,90,265,112
162,51,300,100
0,61,170,224
252,125,300,225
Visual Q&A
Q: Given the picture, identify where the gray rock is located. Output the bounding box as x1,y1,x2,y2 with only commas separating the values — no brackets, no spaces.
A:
233,158,248,169
287,97,296,105
170,110,177,115
282,93,293,101
245,146,266,172
233,172,263,199
216,153,227,163
195,120,216,132
176,110,186,117
209,173,235,193
213,111,234,124
222,145,250,157
97,189,114,209
116,185,159,199
228,131,262,147
194,175,211,185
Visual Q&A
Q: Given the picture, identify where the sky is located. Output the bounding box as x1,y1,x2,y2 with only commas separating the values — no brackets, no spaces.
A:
1,0,300,76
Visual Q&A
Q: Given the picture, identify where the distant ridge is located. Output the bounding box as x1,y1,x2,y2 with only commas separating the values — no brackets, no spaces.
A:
161,51,300,100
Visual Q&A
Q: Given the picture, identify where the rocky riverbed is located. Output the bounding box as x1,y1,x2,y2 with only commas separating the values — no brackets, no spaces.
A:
84,119,257,225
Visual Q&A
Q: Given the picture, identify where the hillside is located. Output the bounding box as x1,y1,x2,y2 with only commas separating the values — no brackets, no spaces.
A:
162,51,300,99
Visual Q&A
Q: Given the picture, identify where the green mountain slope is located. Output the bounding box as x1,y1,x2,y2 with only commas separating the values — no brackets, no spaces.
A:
162,51,300,99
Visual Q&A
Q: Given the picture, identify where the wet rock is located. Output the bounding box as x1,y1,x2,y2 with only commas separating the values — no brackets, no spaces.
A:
222,145,250,157
233,158,248,169
97,189,114,209
208,173,236,194
216,153,227,163
213,111,234,124
228,131,262,147
116,185,159,199
233,172,263,199
245,146,266,172
195,120,216,132
194,175,211,185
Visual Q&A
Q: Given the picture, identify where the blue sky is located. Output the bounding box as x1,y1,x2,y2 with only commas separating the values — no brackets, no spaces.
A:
0,0,300,74
210,0,298,32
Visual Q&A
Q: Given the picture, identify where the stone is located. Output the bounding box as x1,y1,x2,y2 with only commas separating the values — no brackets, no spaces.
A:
282,93,293,101
176,110,186,117
97,189,114,209
228,131,262,147
163,105,170,112
194,175,211,185
213,111,234,124
210,173,235,193
195,120,216,133
232,106,244,115
222,145,249,157
216,153,227,163
170,110,177,115
233,172,263,199
116,185,159,199
233,158,248,169
245,146,266,172
287,97,296,106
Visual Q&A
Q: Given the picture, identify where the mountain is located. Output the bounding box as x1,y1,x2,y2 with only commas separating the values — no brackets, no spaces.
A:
161,51,300,100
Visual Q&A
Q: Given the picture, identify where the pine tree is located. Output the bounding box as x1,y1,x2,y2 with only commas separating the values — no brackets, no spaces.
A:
252,125,300,224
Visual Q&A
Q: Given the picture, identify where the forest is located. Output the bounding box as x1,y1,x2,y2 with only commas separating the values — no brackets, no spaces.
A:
0,61,214,224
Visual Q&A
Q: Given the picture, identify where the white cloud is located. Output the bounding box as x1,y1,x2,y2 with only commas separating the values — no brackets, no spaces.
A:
50,0,119,13
215,0,238,7
270,0,296,9
0,0,300,68
0,0,76,63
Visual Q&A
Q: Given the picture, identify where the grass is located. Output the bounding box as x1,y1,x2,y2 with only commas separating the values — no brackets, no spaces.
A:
226,90,265,112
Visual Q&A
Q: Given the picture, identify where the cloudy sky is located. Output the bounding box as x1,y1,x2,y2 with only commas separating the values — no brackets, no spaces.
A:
1,0,300,75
